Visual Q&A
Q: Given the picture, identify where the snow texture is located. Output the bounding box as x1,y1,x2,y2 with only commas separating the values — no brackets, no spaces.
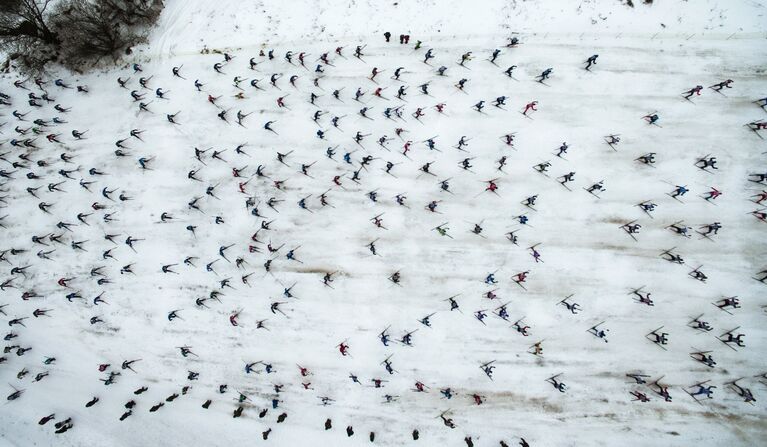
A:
0,1,766,446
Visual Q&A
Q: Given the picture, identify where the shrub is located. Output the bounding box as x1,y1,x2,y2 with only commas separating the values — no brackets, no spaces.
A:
0,0,163,73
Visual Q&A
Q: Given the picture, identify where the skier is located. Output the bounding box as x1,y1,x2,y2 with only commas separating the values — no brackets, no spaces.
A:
691,186,714,201
700,222,722,236
530,245,542,263
667,222,692,237
122,359,141,372
585,54,598,70
558,171,575,188
752,190,767,204
720,330,746,348
490,48,501,64
548,374,567,392
588,321,609,342
537,68,552,82
643,113,660,125
523,101,538,116
696,156,718,171
379,327,390,346
670,185,688,198
710,79,733,92
586,180,605,196
424,48,435,64
683,85,704,99
459,52,472,66
166,111,180,124
714,296,740,310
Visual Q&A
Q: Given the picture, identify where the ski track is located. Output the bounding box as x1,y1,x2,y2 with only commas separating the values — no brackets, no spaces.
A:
0,1,766,446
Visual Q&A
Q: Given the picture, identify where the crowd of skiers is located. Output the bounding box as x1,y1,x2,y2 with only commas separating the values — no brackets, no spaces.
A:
0,25,763,445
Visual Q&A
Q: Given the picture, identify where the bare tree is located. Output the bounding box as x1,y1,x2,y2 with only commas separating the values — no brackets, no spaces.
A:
52,0,163,65
1,0,163,72
54,0,127,61
100,0,164,26
0,0,58,44
0,0,59,71
52,0,163,68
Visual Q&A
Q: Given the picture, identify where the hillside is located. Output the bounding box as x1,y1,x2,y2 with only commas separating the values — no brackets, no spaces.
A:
0,1,766,446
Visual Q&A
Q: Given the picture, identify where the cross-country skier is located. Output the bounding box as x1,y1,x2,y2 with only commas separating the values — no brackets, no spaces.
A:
585,54,598,70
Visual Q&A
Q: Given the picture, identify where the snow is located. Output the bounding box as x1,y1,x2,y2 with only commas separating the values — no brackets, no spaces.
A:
1,0,766,446
151,0,767,57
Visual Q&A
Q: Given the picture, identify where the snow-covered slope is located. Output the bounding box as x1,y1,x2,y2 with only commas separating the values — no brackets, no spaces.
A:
150,0,767,57
0,1,766,446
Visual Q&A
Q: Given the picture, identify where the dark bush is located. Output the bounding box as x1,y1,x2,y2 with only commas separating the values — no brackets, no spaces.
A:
0,0,163,73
